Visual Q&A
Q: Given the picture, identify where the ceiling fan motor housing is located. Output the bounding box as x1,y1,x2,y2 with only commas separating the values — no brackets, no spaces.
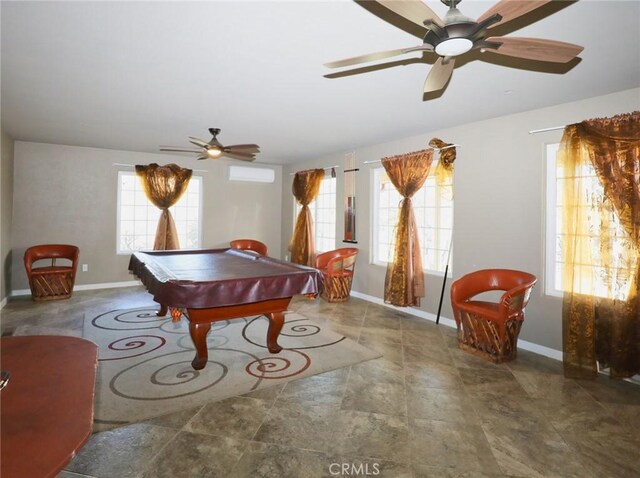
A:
423,10,503,57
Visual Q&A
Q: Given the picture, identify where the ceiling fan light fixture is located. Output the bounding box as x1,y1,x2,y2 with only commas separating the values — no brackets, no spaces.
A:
435,38,473,57
206,147,222,158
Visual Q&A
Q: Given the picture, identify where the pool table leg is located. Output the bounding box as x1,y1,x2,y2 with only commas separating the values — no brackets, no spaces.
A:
189,322,211,370
157,304,168,317
266,312,284,354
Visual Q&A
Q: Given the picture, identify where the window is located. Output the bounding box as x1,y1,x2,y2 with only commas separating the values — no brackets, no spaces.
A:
295,176,337,253
117,171,202,253
545,143,631,298
372,166,453,274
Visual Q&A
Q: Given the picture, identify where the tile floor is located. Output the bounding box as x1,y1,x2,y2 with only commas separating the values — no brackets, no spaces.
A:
2,287,639,478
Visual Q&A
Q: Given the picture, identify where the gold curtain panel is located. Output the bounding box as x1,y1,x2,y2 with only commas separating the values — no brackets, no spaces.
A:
559,111,640,379
135,163,193,251
381,149,433,307
289,169,325,266
429,137,456,187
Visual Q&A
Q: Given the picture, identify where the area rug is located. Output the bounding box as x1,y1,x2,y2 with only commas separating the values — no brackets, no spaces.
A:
85,306,380,431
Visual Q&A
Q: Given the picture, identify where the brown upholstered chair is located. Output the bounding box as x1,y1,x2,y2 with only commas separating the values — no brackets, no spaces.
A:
450,269,537,363
315,248,359,303
229,239,268,256
24,245,80,301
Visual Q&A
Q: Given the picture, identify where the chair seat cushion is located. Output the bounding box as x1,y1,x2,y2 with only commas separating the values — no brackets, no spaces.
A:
31,266,74,275
457,300,501,321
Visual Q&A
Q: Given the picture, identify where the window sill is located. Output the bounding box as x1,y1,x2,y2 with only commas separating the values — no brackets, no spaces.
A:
545,289,564,298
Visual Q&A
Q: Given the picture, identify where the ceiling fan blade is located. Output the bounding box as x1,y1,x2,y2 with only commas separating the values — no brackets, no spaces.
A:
485,37,583,63
325,46,423,69
188,136,209,148
227,151,259,158
478,0,552,30
223,149,254,158
324,55,428,79
159,147,201,153
224,152,256,162
375,0,443,29
226,144,260,152
197,155,208,161
424,57,455,93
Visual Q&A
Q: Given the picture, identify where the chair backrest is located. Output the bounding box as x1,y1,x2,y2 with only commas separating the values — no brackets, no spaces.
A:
24,244,80,274
315,248,359,275
451,268,537,314
229,239,268,256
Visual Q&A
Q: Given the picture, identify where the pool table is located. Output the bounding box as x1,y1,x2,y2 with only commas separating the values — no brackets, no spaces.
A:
129,248,323,370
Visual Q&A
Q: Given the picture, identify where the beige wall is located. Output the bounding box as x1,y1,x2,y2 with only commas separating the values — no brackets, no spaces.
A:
282,87,640,352
1,129,15,302
11,142,283,291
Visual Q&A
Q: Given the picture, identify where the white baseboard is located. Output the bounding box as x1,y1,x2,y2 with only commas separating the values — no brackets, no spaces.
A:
0,296,7,310
350,290,458,330
517,338,563,361
11,280,142,297
75,280,141,291
351,289,563,362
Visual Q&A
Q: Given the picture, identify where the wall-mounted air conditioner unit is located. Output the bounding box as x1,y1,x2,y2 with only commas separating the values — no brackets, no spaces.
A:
228,165,275,183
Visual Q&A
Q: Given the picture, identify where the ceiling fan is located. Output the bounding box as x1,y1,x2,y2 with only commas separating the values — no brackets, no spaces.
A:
160,128,260,161
325,0,583,96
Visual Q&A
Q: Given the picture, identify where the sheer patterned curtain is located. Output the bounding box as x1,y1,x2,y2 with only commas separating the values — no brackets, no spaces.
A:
382,149,433,306
559,111,640,379
135,163,192,250
290,169,325,266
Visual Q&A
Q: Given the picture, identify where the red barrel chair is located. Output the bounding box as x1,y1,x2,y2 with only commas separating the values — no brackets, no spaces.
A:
24,245,80,301
450,269,537,363
314,248,359,303
229,239,268,256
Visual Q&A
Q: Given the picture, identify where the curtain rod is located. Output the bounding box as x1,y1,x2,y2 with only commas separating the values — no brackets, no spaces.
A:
362,143,460,165
289,165,340,176
112,162,208,173
528,126,566,134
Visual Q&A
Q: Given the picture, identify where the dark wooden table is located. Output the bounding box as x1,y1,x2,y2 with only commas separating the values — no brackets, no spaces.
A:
0,335,98,478
129,248,323,370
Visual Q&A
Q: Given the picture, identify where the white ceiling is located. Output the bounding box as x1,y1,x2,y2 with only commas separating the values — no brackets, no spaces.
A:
2,1,639,164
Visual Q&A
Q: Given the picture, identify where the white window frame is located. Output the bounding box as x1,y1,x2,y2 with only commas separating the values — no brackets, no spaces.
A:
116,170,203,254
293,176,337,254
545,142,632,299
545,143,562,297
371,165,453,276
